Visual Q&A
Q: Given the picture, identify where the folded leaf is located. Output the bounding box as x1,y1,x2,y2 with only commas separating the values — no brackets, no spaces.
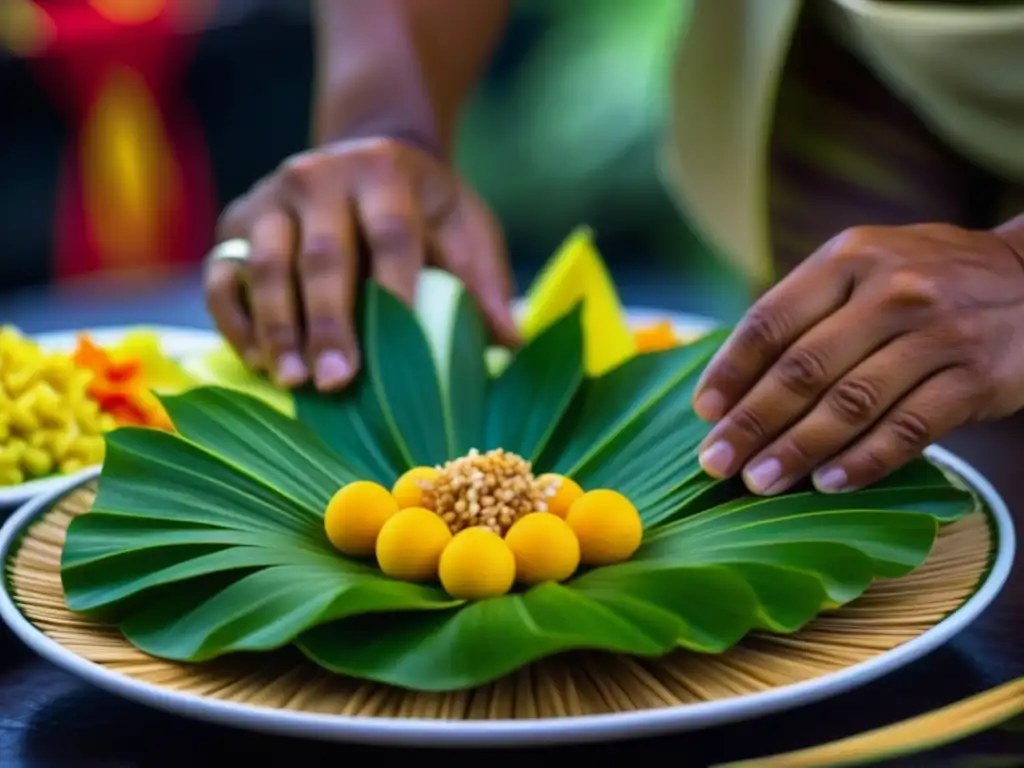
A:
159,387,360,506
121,563,454,660
294,373,407,486
62,404,457,658
365,282,451,467
446,288,489,455
484,304,584,462
60,260,981,693
542,331,727,478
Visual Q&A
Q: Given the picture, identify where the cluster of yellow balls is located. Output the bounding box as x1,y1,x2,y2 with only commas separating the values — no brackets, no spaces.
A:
323,468,643,600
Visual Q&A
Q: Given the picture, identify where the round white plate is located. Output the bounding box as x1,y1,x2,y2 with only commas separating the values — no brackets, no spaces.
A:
0,326,222,510
0,450,1012,746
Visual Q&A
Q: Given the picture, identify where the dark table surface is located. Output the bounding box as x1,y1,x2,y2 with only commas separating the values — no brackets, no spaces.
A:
2,269,1022,768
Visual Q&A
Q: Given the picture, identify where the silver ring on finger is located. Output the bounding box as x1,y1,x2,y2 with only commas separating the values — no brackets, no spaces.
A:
206,238,252,265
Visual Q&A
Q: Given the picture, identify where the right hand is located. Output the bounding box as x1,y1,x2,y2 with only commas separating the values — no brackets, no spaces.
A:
204,137,520,392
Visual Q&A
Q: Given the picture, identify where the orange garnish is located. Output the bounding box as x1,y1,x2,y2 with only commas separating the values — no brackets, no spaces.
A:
71,334,109,370
72,333,173,431
633,320,680,353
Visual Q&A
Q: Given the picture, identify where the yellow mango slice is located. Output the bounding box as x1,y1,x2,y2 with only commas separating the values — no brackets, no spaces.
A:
182,344,294,416
520,227,636,375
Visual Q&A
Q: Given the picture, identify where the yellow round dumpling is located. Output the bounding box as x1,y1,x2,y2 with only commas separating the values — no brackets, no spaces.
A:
391,466,440,509
565,489,642,566
324,481,399,557
438,527,516,599
535,473,584,519
504,513,580,584
375,507,452,581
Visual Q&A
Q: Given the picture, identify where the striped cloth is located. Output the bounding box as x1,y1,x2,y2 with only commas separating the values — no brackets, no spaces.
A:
767,3,1024,279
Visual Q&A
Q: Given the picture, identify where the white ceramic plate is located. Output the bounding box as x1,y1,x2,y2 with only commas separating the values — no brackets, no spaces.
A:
0,326,223,510
0,311,716,510
0,450,1012,745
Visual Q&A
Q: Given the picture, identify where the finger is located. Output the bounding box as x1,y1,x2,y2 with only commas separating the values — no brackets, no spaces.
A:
355,176,425,306
810,367,977,493
216,196,249,242
247,210,307,388
204,256,258,368
737,332,954,495
693,248,856,422
697,293,899,480
432,194,520,348
296,198,361,391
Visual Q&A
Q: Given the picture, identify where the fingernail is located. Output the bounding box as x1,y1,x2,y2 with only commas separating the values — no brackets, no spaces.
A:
275,353,308,388
814,467,849,493
315,351,352,390
694,389,727,422
700,441,735,477
744,458,783,495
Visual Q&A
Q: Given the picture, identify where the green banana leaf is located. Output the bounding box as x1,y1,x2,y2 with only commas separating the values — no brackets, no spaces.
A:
60,273,979,692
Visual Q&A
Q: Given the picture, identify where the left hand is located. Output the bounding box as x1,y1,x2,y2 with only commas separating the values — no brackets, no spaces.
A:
692,222,1024,495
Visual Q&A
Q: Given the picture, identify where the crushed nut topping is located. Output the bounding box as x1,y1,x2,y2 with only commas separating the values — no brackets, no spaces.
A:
419,448,560,535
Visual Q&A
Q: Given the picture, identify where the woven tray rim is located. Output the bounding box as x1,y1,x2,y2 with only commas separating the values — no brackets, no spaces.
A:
0,445,1014,748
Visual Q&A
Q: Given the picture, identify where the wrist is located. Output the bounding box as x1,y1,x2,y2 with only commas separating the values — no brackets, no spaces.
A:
314,84,447,162
315,106,446,163
315,109,446,160
312,1,447,159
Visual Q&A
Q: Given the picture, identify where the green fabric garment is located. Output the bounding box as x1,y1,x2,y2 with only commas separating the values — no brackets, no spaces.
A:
662,0,1024,288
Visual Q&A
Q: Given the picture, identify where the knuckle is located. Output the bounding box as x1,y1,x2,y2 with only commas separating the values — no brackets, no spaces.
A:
888,409,932,450
776,345,829,396
828,377,882,424
882,268,944,311
305,316,347,352
444,249,472,275
950,364,991,402
262,322,299,352
918,223,948,240
298,235,342,276
279,152,321,193
729,407,770,442
362,140,405,166
216,197,250,240
918,222,961,241
247,249,291,283
362,141,407,181
857,447,891,478
736,307,787,351
943,314,982,353
365,214,418,255
779,433,815,464
828,226,880,263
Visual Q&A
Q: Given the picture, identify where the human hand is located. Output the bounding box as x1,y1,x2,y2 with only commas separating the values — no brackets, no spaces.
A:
204,138,519,392
692,223,1024,495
